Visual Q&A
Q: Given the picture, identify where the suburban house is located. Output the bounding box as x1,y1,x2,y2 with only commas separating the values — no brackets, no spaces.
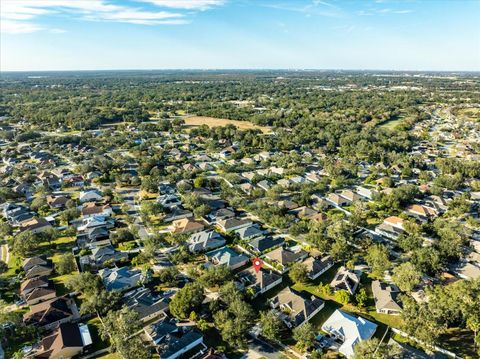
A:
46,195,69,209
326,193,350,207
98,266,143,292
375,216,405,240
288,206,320,221
77,215,115,232
205,208,235,224
205,247,249,270
79,189,103,203
217,217,252,232
405,204,438,221
237,267,282,298
247,236,284,254
269,287,324,328
19,217,53,234
27,323,92,359
20,276,56,305
144,320,204,359
23,296,79,330
339,190,363,203
303,255,334,280
123,287,169,322
187,230,226,253
81,203,113,218
22,256,54,279
171,218,205,235
321,310,377,358
163,207,193,223
330,267,362,294
158,194,182,209
234,224,264,240
76,226,110,248
356,186,378,200
371,280,402,315
81,244,128,269
264,246,308,272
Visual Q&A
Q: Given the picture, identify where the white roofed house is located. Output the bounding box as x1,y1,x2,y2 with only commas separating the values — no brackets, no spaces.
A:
79,189,103,203
321,310,377,358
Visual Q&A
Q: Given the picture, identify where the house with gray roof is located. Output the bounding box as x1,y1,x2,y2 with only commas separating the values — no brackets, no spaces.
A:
205,247,249,270
98,266,143,292
234,224,264,241
237,267,282,298
123,287,169,322
145,320,204,359
270,287,324,328
188,230,226,253
371,280,402,315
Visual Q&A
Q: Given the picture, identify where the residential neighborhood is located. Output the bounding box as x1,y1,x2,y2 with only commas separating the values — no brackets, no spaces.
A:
0,68,479,359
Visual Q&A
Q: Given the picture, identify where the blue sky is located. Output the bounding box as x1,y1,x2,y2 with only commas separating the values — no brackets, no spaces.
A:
1,0,479,71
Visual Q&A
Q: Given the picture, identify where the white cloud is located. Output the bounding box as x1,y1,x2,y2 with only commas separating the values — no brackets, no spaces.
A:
138,0,225,10
0,0,189,34
1,19,44,34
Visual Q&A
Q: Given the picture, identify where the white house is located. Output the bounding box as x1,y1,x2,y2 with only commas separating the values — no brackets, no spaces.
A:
321,310,377,358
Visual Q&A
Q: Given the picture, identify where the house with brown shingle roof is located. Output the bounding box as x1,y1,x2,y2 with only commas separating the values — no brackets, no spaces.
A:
22,257,53,279
23,296,79,330
29,322,91,359
171,218,205,235
303,255,334,280
19,218,52,234
405,204,438,221
81,203,113,218
46,195,69,209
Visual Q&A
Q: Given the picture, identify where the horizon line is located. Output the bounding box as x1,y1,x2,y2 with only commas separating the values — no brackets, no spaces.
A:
2,68,479,74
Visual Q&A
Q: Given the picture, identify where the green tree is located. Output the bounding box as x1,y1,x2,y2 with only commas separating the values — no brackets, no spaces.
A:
259,311,284,343
392,262,421,293
335,289,351,305
355,288,368,308
365,244,390,278
56,253,76,275
353,338,401,358
101,307,151,359
213,297,254,348
292,322,316,351
401,296,445,347
288,262,309,284
169,282,205,319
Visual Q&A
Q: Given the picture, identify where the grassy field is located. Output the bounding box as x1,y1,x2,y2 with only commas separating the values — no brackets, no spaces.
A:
183,116,271,133
379,116,405,130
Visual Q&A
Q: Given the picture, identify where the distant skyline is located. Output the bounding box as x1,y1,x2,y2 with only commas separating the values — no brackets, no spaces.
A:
1,0,479,72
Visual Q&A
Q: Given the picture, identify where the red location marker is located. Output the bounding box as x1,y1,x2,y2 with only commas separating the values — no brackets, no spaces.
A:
252,258,263,273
